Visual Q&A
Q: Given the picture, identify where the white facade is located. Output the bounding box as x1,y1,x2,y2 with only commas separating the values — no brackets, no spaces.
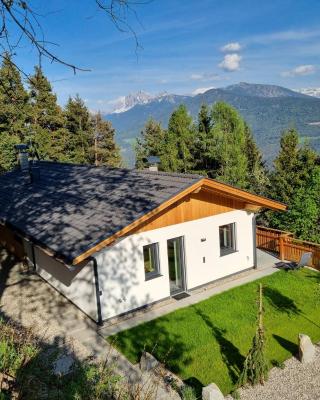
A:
95,209,255,321
27,209,255,323
23,241,98,321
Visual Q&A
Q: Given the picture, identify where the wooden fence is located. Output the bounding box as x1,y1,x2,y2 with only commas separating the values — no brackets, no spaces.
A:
256,225,320,270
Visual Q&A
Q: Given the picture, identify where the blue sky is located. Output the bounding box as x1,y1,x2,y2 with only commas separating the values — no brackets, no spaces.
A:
11,0,320,112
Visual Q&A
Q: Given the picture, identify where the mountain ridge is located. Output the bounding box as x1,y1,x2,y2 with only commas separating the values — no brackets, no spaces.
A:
104,83,320,166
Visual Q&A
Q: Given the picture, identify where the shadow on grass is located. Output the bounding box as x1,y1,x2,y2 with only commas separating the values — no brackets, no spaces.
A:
263,287,301,315
194,307,244,385
272,334,298,357
264,286,320,329
111,316,193,376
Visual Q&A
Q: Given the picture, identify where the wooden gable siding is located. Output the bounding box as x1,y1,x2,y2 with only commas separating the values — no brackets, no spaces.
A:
133,189,245,234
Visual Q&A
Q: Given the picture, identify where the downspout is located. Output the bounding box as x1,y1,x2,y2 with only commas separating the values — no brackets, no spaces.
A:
252,214,258,269
89,256,103,326
31,243,37,272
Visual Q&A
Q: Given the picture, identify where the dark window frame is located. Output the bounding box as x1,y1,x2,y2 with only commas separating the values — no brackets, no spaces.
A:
143,242,161,281
219,223,237,256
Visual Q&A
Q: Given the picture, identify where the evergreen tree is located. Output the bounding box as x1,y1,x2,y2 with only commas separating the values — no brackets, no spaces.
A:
276,166,320,242
208,102,248,188
135,118,165,169
237,284,268,388
64,94,92,163
161,105,195,173
244,123,268,195
0,55,29,171
0,54,29,139
267,128,318,232
193,104,212,173
91,112,122,167
28,66,68,160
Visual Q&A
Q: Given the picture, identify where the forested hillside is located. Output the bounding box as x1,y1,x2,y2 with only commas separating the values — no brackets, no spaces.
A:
106,83,320,166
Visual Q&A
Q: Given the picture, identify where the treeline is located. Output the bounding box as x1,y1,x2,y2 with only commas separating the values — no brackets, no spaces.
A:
0,55,122,172
135,103,320,243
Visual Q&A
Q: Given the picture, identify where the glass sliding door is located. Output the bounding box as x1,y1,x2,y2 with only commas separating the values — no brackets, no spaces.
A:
167,236,186,295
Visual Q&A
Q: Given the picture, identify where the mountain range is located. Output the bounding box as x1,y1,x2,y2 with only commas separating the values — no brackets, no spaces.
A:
104,82,320,166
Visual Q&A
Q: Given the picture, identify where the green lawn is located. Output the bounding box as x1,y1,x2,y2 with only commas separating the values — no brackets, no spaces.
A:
109,269,320,395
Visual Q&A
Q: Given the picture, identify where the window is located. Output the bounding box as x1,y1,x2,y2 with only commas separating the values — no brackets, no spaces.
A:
143,243,160,280
219,223,236,256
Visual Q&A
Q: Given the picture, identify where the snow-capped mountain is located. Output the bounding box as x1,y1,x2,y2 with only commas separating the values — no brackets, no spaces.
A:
111,91,171,113
295,88,320,98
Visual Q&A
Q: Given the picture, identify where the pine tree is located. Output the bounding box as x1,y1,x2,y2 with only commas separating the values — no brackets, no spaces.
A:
135,118,164,169
266,128,318,231
28,66,68,160
193,104,212,173
0,55,29,171
161,105,195,173
91,112,122,167
0,54,29,139
208,102,248,188
244,123,268,195
64,95,92,164
237,284,268,388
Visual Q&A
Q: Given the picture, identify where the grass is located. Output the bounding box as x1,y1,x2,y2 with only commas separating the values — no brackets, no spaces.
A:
109,269,320,395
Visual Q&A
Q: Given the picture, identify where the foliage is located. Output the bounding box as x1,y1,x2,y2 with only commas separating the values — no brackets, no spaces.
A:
244,123,269,195
135,118,165,169
265,128,319,241
91,112,122,167
0,59,122,172
207,102,248,187
27,66,69,161
237,284,268,387
64,94,93,164
111,269,320,395
180,385,197,400
161,105,195,173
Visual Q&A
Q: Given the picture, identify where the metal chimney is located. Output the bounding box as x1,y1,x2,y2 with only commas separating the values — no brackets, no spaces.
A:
15,144,29,171
147,156,160,172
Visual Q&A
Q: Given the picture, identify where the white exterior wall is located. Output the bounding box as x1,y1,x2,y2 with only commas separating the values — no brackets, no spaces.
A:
95,210,254,320
24,241,98,321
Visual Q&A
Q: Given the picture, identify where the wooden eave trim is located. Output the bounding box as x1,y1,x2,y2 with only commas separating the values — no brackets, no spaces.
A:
72,177,286,265
72,178,204,265
201,178,287,211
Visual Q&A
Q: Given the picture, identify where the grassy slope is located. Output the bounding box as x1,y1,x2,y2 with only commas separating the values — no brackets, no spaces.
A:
109,269,320,395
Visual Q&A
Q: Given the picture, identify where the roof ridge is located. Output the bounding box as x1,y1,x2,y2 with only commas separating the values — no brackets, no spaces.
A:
36,160,203,179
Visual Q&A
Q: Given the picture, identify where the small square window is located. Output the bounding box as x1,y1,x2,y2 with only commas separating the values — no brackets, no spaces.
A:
219,223,236,256
143,243,160,280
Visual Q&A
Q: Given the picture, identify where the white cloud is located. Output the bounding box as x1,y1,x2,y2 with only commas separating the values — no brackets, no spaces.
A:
249,29,320,45
190,72,220,81
281,64,316,77
218,53,241,72
221,42,242,52
192,87,215,95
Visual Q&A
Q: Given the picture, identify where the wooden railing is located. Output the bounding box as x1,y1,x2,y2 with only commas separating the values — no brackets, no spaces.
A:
256,226,320,270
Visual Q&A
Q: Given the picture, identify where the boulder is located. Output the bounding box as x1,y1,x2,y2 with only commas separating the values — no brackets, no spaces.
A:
298,333,315,363
202,383,224,400
140,351,159,372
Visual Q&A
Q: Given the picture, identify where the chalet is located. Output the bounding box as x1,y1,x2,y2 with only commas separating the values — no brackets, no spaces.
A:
0,156,286,324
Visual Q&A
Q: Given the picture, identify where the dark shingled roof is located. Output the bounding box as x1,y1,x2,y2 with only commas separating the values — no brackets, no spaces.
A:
0,161,202,263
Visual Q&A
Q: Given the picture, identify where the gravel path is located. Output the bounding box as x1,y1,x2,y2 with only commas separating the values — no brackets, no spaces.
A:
226,345,320,400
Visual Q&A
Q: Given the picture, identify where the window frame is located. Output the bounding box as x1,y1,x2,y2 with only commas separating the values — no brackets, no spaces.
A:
219,222,237,257
143,242,161,281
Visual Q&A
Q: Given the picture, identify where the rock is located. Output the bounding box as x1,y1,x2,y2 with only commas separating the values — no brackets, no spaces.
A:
140,351,159,371
298,333,315,363
53,354,75,376
202,383,224,400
